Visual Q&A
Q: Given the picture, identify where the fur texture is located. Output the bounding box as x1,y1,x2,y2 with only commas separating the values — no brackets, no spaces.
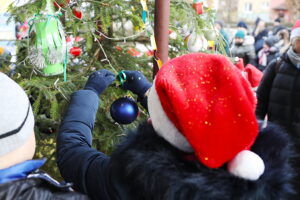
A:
110,122,293,200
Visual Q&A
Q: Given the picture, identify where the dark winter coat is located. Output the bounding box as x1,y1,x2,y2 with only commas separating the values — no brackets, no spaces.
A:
256,53,300,198
231,42,256,66
256,53,300,137
0,170,88,200
57,90,293,200
257,47,280,71
254,29,269,53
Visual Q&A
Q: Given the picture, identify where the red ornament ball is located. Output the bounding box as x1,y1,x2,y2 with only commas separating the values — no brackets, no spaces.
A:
193,2,203,15
73,9,82,19
70,47,81,57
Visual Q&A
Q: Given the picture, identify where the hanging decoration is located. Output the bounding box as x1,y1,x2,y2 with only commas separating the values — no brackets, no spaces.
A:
140,0,162,68
28,0,67,78
169,29,177,40
140,0,148,25
127,48,142,57
110,71,139,124
66,35,83,57
193,0,205,15
110,97,139,124
185,32,208,52
72,8,82,19
207,40,215,51
74,36,83,42
69,46,81,57
16,22,29,40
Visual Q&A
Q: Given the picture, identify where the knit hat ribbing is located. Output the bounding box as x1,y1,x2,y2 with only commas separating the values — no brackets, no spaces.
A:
235,30,245,39
0,73,34,156
291,19,300,41
237,21,248,30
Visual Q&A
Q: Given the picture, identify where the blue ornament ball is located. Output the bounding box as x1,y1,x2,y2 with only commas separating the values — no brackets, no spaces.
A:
110,97,139,124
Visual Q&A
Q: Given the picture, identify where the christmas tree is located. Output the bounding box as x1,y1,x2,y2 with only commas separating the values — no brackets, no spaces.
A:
3,0,225,180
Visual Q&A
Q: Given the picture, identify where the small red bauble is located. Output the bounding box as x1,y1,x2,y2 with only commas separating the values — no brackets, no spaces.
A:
70,47,81,57
73,9,82,19
193,2,203,15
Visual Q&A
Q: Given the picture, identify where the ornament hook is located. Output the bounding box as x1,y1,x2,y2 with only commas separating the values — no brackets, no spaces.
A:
117,70,127,86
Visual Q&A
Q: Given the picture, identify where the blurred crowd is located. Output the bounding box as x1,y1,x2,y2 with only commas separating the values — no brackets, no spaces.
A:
215,18,293,71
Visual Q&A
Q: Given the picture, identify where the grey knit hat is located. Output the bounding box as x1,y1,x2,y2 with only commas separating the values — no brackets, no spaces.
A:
0,73,34,156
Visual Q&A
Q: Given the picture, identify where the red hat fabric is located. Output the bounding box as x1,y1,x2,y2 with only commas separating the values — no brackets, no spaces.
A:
292,19,300,30
234,57,245,71
233,59,262,88
148,53,259,169
291,19,300,41
244,64,263,88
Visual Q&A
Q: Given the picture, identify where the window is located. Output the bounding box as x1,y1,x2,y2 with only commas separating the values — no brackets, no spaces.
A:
262,2,269,9
244,2,252,12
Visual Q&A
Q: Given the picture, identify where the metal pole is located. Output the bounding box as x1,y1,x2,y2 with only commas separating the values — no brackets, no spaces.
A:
153,0,170,78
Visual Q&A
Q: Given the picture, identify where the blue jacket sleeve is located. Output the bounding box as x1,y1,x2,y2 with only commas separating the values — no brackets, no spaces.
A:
56,90,111,199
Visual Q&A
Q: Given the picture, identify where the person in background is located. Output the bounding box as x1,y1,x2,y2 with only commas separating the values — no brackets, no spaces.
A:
0,73,88,199
257,37,280,71
231,30,256,66
235,21,255,47
275,29,290,55
253,18,269,54
57,53,292,200
215,21,230,56
256,19,300,200
237,21,248,33
272,18,286,36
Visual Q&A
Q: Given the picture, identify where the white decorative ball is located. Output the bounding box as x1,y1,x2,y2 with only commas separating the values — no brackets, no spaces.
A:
169,31,177,40
186,32,208,52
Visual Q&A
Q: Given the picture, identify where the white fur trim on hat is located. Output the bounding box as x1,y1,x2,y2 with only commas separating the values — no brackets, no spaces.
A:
291,27,300,41
0,73,35,156
227,150,265,181
148,79,193,152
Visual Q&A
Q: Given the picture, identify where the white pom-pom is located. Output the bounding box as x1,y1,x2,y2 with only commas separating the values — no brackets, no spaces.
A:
227,150,265,181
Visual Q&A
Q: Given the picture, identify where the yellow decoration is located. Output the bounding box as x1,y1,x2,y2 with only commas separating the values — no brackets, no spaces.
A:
208,40,215,48
156,59,163,68
140,0,148,11
0,47,4,55
150,35,157,50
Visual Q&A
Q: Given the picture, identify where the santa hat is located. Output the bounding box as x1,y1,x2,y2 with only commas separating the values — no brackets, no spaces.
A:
0,73,34,156
148,53,264,181
291,19,300,41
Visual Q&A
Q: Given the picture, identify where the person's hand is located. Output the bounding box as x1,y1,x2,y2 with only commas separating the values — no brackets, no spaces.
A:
84,69,115,96
119,70,152,97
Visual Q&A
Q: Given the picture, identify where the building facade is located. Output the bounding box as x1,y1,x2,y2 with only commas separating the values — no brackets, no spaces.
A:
217,0,295,24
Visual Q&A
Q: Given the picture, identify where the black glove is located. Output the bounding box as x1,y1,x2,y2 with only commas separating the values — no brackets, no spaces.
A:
84,69,115,96
119,70,152,98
